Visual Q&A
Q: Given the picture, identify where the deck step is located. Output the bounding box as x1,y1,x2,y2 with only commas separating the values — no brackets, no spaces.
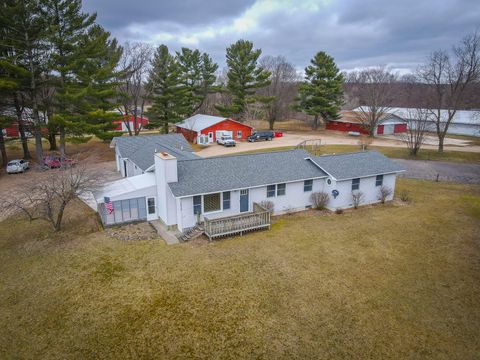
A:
179,226,204,241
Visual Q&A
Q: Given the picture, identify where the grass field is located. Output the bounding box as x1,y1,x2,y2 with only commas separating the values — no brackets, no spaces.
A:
0,179,479,359
237,144,480,163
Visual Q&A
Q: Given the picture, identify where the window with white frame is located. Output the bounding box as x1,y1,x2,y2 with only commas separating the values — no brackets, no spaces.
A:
237,130,242,139
375,175,383,187
277,183,286,196
304,179,313,192
352,178,360,191
223,191,231,209
267,185,276,198
204,193,221,213
193,196,202,215
147,198,155,214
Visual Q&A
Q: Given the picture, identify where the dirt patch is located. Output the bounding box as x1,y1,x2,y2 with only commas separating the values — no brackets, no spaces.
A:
105,222,160,241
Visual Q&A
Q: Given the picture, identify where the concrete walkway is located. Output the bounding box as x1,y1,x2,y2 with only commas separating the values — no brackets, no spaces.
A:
394,159,480,184
149,220,180,245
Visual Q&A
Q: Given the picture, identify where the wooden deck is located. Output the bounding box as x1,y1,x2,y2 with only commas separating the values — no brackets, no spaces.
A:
204,203,271,240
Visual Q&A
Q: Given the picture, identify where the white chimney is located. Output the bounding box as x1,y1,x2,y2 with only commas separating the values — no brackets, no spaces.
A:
154,151,178,226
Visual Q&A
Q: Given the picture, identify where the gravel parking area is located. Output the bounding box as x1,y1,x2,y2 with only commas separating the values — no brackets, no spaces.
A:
395,159,480,184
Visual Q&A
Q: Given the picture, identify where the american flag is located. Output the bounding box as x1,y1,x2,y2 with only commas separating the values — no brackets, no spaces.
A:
104,196,114,214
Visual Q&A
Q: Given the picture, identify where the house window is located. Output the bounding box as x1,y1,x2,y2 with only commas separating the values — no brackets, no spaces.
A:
193,196,202,215
352,178,360,191
237,130,242,139
223,191,231,210
208,132,213,139
376,175,383,187
304,179,313,192
277,183,286,196
204,193,221,213
267,185,276,198
147,198,155,214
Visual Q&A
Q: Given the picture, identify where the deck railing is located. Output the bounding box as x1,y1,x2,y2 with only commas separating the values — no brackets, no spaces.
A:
204,202,271,240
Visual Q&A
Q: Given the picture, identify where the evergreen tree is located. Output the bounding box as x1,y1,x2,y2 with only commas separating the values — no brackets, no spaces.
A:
0,0,49,165
294,51,344,130
216,40,271,120
147,45,186,133
57,24,122,137
44,0,96,155
176,48,218,116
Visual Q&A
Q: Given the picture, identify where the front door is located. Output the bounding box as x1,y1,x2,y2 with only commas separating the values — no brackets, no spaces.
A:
240,189,249,212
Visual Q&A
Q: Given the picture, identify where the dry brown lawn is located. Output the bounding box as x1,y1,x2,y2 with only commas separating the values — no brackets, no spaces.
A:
0,179,479,359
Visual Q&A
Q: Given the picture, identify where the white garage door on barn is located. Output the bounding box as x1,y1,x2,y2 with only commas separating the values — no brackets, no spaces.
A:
383,124,395,135
216,130,233,139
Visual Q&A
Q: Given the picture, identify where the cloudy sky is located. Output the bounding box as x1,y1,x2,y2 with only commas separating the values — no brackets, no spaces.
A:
82,0,480,73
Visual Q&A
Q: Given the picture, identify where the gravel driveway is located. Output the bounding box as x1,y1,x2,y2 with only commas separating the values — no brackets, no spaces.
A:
395,159,480,184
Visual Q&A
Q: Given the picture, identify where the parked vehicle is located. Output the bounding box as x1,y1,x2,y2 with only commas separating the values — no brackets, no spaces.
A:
247,131,275,142
6,159,29,174
274,132,283,137
217,135,236,147
43,156,77,169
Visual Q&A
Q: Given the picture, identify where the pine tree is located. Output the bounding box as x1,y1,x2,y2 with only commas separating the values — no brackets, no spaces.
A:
147,45,186,133
0,0,49,166
294,51,344,130
176,48,218,116
216,40,271,120
57,24,122,137
44,0,96,155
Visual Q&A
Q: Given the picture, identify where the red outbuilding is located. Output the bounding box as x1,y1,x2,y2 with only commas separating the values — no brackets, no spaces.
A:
176,114,253,144
113,115,149,133
326,111,407,136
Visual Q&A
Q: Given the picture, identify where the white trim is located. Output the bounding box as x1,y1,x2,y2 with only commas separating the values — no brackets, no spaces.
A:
337,170,405,182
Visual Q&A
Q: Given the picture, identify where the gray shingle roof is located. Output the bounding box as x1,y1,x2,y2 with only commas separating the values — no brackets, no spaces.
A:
112,134,197,171
312,151,404,180
168,149,327,197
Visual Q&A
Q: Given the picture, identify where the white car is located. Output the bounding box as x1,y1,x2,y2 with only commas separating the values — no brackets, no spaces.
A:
6,159,29,174
216,135,236,147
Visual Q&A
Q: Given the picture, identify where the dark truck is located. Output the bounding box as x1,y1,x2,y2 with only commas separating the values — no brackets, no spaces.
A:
247,131,274,142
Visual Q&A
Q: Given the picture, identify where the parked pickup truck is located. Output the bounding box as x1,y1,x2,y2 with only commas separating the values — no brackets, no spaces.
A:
247,131,274,142
6,159,29,174
217,135,236,147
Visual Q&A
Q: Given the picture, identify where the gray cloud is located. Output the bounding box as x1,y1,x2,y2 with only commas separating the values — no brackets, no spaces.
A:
82,0,480,73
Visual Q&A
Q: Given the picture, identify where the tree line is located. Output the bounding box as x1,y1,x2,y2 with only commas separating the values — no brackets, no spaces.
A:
1,0,478,170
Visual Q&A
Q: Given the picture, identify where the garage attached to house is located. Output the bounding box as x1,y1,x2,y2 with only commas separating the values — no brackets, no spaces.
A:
176,114,253,144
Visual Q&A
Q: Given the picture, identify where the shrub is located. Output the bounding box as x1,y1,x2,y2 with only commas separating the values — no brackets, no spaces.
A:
95,131,123,142
378,186,393,204
259,200,274,212
399,190,410,203
335,208,344,215
351,191,364,209
310,191,329,210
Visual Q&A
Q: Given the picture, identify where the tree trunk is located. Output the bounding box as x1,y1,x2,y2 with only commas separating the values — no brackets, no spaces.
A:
18,121,31,159
48,131,57,150
312,115,319,130
59,126,66,157
163,121,169,134
0,131,7,166
438,135,445,153
54,203,67,231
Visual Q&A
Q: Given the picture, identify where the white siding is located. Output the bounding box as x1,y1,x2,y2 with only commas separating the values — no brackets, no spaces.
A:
326,174,396,210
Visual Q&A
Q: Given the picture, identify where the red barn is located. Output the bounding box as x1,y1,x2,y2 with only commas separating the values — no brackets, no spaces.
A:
176,114,253,144
326,111,407,135
113,115,149,132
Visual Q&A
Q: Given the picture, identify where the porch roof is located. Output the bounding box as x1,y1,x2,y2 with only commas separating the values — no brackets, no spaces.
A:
95,172,156,203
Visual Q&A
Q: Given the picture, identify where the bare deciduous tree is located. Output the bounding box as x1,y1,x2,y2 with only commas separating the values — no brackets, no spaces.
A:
259,55,299,129
2,166,98,231
117,42,153,136
345,67,398,136
378,186,393,204
418,32,480,152
401,107,432,156
351,191,364,209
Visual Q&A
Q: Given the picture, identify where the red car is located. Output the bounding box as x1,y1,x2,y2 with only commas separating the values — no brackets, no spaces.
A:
43,156,77,169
